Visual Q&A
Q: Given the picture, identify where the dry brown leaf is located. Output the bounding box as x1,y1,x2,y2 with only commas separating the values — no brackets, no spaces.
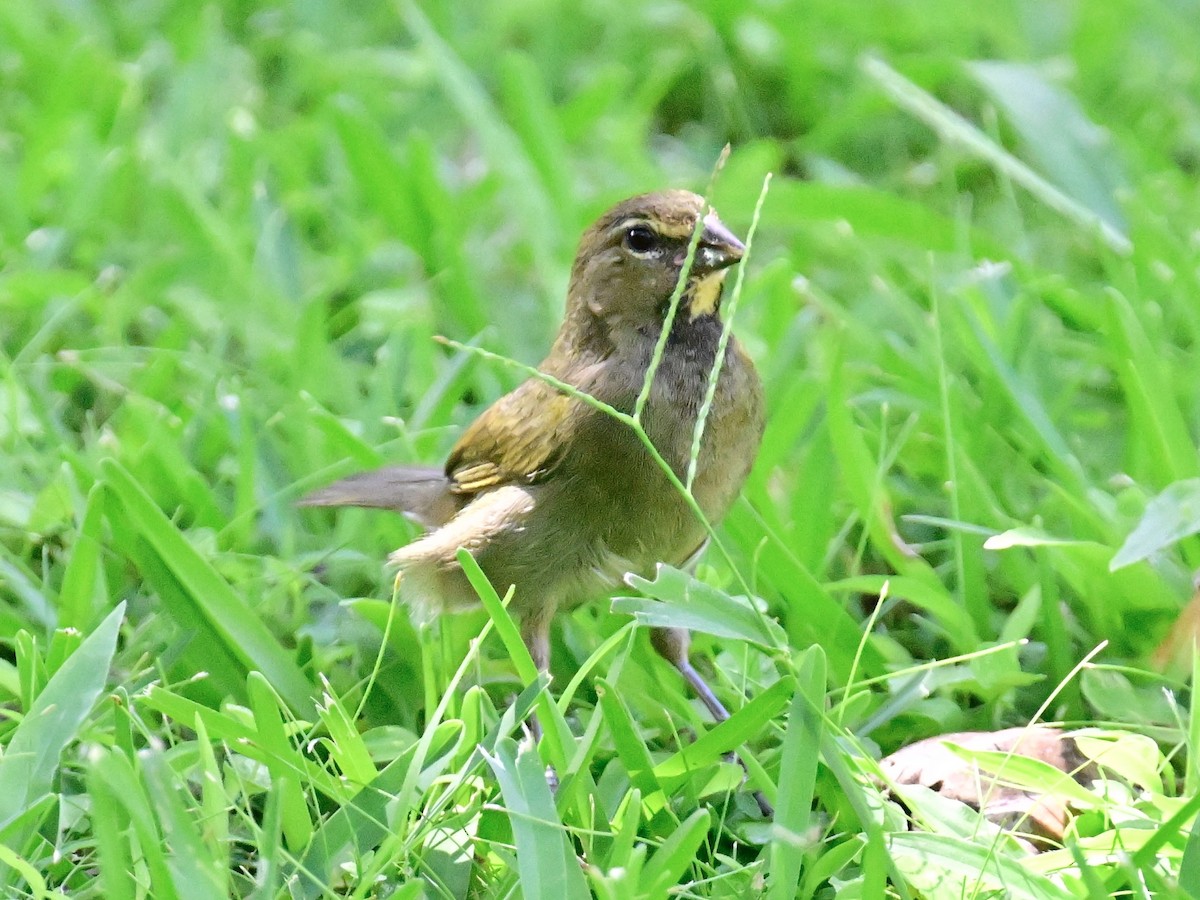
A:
880,726,1095,848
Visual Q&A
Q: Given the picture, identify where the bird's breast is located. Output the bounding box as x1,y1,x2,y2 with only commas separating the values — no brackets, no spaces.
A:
560,322,763,570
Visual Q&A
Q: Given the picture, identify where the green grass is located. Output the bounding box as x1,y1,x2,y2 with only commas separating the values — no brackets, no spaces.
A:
3,0,1200,896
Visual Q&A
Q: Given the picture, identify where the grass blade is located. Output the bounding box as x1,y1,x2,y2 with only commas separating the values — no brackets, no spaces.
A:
100,458,314,716
862,54,1130,253
481,737,590,900
0,601,123,830
769,645,826,900
641,807,711,897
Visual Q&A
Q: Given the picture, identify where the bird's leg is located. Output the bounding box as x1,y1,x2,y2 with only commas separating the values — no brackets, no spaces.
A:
519,607,559,792
651,626,732,721
650,625,774,817
519,609,552,744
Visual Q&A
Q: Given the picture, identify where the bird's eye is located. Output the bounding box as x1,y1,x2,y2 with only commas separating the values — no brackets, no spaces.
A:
623,225,659,256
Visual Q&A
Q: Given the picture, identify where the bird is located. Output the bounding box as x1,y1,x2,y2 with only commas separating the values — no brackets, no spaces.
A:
302,188,765,776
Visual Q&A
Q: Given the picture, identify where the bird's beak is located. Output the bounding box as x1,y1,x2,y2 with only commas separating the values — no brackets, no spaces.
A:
694,211,745,274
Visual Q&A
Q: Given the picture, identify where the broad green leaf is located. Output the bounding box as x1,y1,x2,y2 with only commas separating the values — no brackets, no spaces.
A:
498,52,575,222
1111,478,1200,570
1080,668,1179,727
1072,730,1165,793
942,744,1100,808
887,831,1075,900
616,564,785,649
890,783,1016,848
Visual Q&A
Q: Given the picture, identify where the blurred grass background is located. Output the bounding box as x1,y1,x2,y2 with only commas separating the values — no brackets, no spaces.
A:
3,0,1200,896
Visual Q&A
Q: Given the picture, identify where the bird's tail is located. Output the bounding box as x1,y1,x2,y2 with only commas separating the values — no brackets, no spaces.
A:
298,466,460,528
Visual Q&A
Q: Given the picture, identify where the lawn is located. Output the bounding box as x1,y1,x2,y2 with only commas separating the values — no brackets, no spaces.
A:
3,0,1200,897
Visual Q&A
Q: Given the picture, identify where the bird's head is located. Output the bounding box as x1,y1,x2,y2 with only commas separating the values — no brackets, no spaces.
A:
563,190,745,351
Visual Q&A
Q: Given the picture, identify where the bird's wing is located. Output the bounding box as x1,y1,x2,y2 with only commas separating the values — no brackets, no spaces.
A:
445,378,582,494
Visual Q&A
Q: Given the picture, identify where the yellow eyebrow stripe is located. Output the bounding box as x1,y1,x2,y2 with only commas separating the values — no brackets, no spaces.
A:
614,217,694,240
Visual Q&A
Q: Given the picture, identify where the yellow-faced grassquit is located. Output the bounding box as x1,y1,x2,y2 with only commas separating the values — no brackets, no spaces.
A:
304,189,764,743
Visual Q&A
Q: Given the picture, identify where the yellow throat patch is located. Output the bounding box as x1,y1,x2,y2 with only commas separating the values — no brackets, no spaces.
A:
687,269,728,320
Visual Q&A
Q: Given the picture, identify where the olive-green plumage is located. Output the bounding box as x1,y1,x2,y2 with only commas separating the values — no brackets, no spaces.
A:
303,189,764,720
